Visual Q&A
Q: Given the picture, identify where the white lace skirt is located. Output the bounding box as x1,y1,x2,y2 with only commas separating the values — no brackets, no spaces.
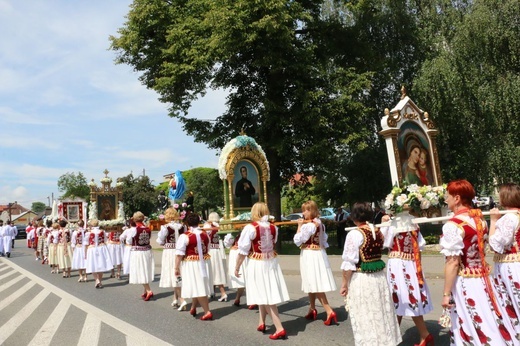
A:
71,246,86,270
159,248,180,288
209,248,228,286
106,243,123,266
57,243,72,269
299,249,337,293
86,245,114,274
244,256,290,306
180,260,211,298
494,261,520,338
227,248,245,289
347,271,402,346
129,249,154,284
386,257,433,316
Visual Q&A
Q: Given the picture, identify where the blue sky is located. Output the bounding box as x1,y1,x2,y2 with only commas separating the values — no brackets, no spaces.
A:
0,1,225,208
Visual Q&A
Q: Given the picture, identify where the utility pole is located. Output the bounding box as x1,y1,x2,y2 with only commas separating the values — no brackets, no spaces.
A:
7,201,17,221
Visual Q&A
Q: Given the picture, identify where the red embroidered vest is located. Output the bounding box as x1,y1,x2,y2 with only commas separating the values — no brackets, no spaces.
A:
131,226,151,246
76,231,83,245
108,231,121,243
356,226,384,270
89,230,105,246
504,216,520,255
450,218,486,269
390,232,416,254
251,222,276,254
207,229,220,249
184,231,209,257
303,222,322,246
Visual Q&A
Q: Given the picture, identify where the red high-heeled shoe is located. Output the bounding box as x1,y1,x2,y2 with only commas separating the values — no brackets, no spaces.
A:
233,299,241,307
257,324,266,333
143,291,154,301
324,311,337,326
141,291,146,298
269,329,287,340
414,334,434,346
248,304,258,310
201,312,213,321
304,309,317,320
190,307,197,316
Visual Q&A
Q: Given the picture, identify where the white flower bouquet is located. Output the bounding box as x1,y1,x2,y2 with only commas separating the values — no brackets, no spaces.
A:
384,184,447,215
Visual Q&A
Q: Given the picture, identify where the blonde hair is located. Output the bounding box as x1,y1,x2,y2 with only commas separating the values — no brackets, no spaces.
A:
250,202,269,222
301,200,319,220
52,222,60,230
89,219,99,227
164,207,179,222
132,211,145,222
207,212,220,223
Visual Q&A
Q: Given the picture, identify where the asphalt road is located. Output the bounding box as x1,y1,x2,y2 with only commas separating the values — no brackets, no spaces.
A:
0,239,457,346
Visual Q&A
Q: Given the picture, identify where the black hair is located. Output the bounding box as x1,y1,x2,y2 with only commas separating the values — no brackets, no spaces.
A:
350,202,374,223
185,213,200,227
59,219,68,228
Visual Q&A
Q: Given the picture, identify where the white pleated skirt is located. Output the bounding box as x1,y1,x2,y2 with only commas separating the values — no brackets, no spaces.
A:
299,249,337,293
106,243,123,266
181,260,211,298
244,256,290,306
159,248,180,288
227,248,245,289
209,248,228,286
122,245,131,275
72,246,87,270
86,245,114,274
129,249,154,284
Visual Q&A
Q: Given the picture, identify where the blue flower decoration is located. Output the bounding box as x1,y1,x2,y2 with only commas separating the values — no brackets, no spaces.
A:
235,135,258,149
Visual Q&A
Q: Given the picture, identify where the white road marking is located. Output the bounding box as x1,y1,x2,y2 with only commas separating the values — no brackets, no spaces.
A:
28,300,70,346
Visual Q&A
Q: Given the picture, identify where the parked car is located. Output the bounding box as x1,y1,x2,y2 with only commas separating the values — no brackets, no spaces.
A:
475,196,491,210
282,213,303,221
15,225,27,239
320,208,336,221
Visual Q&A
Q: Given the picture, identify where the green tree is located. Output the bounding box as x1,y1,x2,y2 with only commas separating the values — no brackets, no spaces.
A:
110,0,373,219
182,168,224,220
57,172,90,201
413,0,520,188
120,173,157,218
31,202,47,213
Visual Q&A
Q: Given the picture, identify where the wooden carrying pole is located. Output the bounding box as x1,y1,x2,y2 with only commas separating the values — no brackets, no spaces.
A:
411,209,518,225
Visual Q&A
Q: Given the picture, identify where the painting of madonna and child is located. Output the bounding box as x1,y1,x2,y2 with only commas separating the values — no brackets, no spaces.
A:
398,122,434,187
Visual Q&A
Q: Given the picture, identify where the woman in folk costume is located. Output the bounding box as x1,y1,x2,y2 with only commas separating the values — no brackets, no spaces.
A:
157,207,187,310
203,212,228,302
57,219,72,278
235,202,290,340
489,183,520,332
71,220,88,283
380,213,434,346
119,218,136,278
340,202,401,346
85,219,113,289
106,226,124,280
35,220,46,261
175,213,213,320
294,200,337,325
126,211,155,301
41,219,53,264
46,223,60,274
441,180,518,345
223,230,246,307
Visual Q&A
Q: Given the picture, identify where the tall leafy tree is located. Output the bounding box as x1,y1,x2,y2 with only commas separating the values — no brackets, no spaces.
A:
120,173,157,218
413,0,520,190
110,0,373,218
31,202,47,213
182,167,224,220
57,172,90,201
